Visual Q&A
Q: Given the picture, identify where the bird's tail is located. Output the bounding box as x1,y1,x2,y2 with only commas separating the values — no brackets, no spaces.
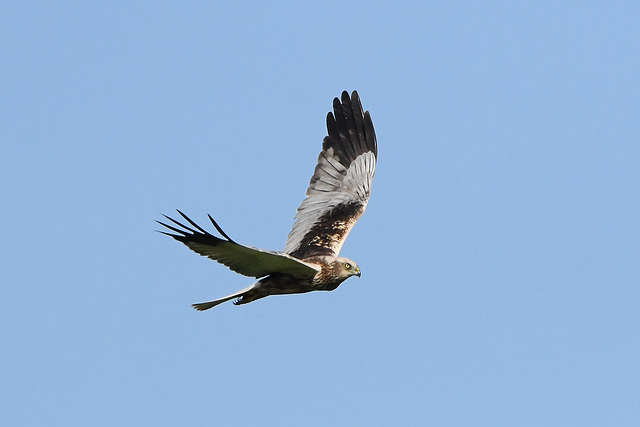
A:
192,284,256,311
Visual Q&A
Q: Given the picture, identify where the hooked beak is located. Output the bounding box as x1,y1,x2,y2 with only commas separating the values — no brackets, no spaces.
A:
355,268,361,278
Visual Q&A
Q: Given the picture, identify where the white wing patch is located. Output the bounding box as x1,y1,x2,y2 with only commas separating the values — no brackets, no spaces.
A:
284,151,375,257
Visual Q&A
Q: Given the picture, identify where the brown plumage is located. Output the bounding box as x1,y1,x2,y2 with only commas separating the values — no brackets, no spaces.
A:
157,91,377,310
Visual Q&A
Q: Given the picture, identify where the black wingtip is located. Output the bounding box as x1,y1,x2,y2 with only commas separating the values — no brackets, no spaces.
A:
175,210,208,234
341,90,351,106
156,211,236,245
350,90,361,107
208,214,235,243
337,90,361,109
322,90,376,164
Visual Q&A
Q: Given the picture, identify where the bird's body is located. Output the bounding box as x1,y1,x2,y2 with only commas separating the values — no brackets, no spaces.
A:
158,91,377,310
190,255,358,310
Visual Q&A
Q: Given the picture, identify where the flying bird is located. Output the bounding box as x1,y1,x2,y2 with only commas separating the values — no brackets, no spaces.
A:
158,91,377,310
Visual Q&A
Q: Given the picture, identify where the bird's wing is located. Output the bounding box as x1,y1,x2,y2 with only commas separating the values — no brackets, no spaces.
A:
284,91,377,259
158,211,320,279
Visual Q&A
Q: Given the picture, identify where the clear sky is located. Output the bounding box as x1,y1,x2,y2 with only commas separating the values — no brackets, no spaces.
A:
2,1,639,425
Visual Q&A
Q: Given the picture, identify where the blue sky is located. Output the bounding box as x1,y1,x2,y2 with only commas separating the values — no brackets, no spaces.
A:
2,1,639,425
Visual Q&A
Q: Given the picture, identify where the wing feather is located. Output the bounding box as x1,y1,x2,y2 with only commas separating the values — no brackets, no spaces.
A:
284,91,377,258
158,211,319,279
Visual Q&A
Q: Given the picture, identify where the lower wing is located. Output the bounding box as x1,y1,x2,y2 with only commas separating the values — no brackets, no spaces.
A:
157,210,320,279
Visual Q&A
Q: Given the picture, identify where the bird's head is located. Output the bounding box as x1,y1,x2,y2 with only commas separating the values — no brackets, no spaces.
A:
334,257,361,279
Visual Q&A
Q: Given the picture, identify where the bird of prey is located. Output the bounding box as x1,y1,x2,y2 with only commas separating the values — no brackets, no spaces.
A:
158,90,377,310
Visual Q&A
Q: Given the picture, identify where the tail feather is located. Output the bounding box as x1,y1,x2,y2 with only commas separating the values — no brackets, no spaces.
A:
192,284,256,311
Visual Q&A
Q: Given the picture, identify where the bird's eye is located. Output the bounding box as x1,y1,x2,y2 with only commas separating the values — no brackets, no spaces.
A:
345,263,351,269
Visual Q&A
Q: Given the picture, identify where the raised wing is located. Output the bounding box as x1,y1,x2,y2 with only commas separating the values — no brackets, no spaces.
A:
158,210,320,279
284,91,377,259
